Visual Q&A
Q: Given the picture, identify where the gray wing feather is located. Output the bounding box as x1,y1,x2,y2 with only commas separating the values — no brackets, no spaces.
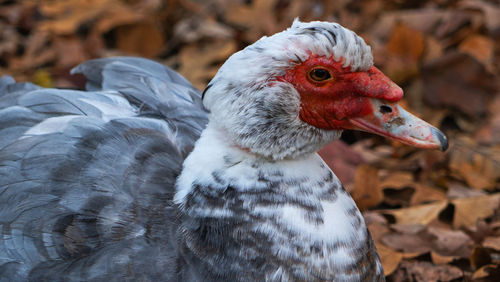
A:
0,57,208,280
71,57,208,157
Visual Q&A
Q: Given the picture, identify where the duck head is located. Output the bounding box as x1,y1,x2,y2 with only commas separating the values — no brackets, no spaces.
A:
203,20,448,160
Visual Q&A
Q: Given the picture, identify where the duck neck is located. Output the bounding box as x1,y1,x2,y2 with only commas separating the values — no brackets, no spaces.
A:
174,123,383,281
175,122,341,207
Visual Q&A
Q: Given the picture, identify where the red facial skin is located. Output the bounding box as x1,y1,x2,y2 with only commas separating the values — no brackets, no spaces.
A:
277,55,403,130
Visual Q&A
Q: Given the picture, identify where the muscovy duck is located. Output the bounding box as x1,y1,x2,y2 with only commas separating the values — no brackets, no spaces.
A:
0,20,447,281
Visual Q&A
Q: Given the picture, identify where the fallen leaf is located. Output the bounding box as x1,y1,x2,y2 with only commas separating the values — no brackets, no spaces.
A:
427,226,473,258
410,185,447,205
31,69,53,88
381,224,432,254
382,201,448,225
364,212,391,246
422,36,444,64
431,251,459,265
52,36,88,68
319,140,365,186
370,9,446,40
115,21,165,57
225,0,281,42
384,23,424,83
447,182,486,199
376,243,403,276
8,31,56,71
452,193,500,228
379,171,414,189
472,263,500,281
174,17,233,43
458,34,495,72
422,52,496,118
460,0,500,32
449,137,500,191
350,140,394,164
378,171,415,207
177,40,237,89
352,164,382,210
93,4,143,34
483,236,500,251
475,94,500,145
38,0,110,35
388,261,463,282
0,24,19,56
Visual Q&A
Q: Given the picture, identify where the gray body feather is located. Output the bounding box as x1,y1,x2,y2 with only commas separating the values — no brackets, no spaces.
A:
0,58,208,281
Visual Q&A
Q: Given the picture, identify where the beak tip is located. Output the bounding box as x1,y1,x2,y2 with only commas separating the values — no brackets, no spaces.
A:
431,127,449,151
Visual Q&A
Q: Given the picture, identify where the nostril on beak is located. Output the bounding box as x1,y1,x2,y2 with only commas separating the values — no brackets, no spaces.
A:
379,105,392,114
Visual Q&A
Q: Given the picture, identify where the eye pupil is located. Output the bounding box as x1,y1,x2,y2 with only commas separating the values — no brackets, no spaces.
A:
309,68,331,81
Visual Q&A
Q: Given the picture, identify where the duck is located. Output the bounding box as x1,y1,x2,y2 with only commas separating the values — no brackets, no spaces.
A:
0,19,447,281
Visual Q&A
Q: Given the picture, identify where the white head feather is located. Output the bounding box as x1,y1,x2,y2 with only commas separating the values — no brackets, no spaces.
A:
203,19,373,160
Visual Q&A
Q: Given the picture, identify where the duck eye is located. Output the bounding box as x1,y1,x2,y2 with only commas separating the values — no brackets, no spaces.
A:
308,68,332,82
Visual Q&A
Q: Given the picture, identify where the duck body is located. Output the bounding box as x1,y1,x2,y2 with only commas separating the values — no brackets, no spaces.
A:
0,20,447,281
175,123,383,281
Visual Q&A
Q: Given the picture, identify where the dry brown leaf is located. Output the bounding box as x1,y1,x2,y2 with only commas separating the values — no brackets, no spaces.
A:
352,164,382,210
115,21,165,57
382,201,448,225
475,95,500,145
174,17,233,43
0,24,19,56
319,140,365,185
427,226,473,258
370,9,446,40
178,40,237,89
459,35,495,72
422,52,496,118
449,138,500,191
93,5,143,34
52,36,88,68
364,212,390,246
483,236,500,251
434,10,480,41
422,36,444,64
472,263,500,280
379,171,414,189
384,23,424,83
452,193,500,228
386,23,424,60
461,0,500,32
401,252,425,259
447,182,487,199
350,140,394,164
8,31,56,71
225,0,281,42
381,224,432,254
388,261,463,282
38,0,112,35
376,243,403,276
380,234,430,256
379,171,415,207
410,185,447,206
431,251,459,265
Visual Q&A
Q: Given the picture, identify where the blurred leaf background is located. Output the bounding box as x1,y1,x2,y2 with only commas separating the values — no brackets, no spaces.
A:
1,0,499,280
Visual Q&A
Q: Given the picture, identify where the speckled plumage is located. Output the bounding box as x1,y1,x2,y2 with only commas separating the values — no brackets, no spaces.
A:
1,20,384,281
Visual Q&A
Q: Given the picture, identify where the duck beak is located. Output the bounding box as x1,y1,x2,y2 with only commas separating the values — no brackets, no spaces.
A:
347,98,448,151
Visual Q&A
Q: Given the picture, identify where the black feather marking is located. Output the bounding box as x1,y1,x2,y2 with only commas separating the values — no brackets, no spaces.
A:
201,84,212,100
323,29,337,46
